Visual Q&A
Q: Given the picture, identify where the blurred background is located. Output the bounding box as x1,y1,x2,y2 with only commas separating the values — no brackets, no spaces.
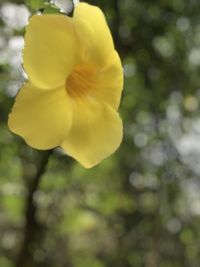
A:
1,0,200,266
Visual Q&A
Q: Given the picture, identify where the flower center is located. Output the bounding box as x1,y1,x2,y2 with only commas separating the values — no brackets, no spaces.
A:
66,64,97,99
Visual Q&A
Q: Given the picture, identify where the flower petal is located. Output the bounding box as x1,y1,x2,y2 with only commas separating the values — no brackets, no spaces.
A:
8,82,72,149
74,3,114,65
23,15,79,89
94,51,124,110
61,99,123,168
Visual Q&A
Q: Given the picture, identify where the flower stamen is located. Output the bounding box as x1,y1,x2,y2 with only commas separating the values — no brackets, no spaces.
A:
66,64,97,99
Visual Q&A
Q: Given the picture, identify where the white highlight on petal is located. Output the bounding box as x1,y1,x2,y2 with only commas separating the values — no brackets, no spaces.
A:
51,0,72,13
73,0,80,7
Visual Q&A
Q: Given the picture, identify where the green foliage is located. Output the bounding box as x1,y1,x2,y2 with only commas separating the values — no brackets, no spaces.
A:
25,0,61,13
25,0,46,10
42,4,61,14
1,0,200,267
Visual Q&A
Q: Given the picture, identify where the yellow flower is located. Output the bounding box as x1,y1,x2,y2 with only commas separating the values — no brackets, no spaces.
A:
8,3,123,168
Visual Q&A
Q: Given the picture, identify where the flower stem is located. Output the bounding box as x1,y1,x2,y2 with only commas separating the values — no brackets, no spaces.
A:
15,150,52,267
